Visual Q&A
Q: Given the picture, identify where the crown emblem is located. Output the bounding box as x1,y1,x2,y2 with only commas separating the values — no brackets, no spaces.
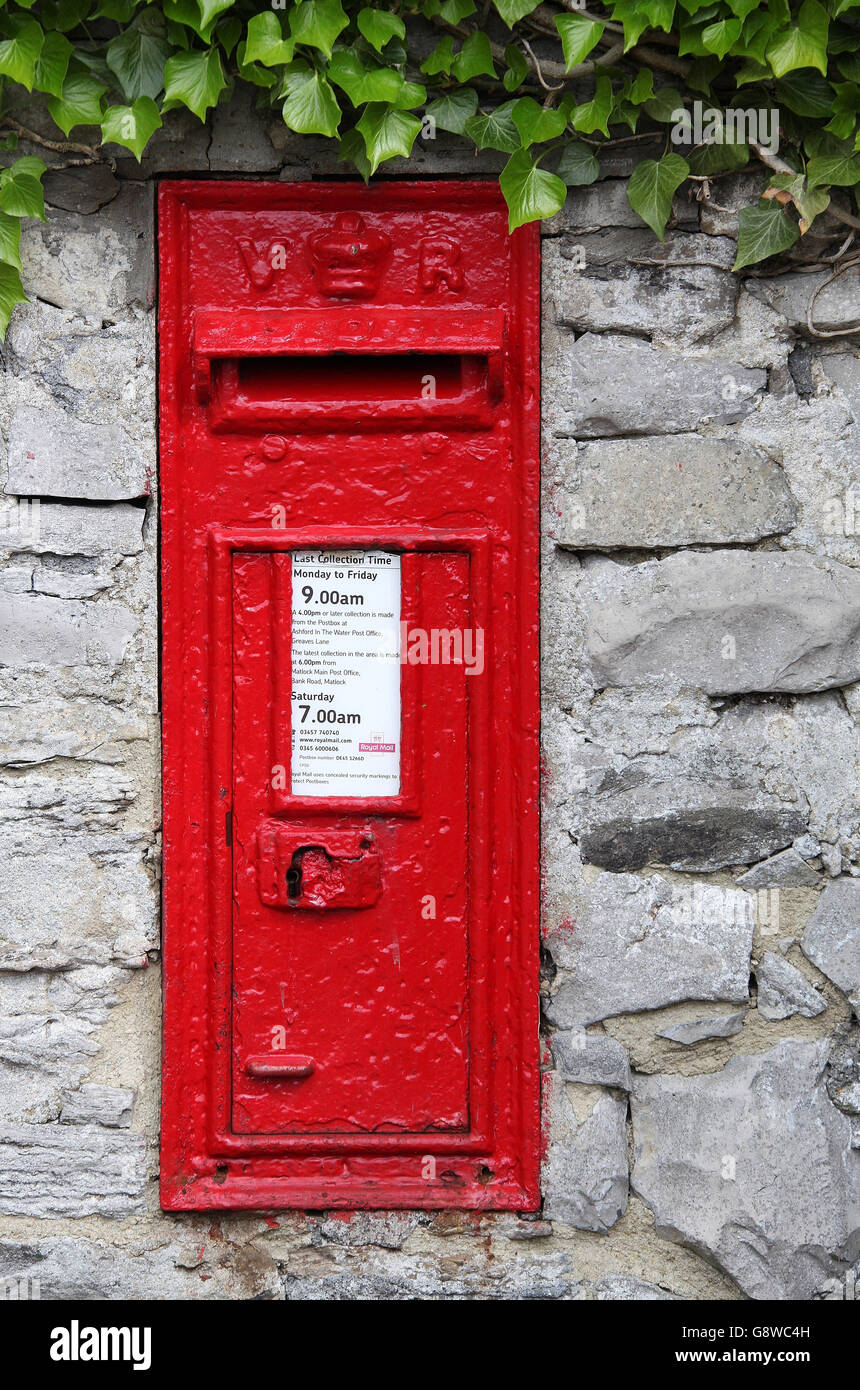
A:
308,213,392,299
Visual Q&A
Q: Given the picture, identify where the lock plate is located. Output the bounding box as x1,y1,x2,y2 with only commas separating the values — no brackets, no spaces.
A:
256,822,381,909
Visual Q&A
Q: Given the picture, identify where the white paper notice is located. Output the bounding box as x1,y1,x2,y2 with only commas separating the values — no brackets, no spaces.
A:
290,549,401,797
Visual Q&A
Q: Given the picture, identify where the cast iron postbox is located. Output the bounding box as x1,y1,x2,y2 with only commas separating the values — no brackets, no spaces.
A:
159,181,540,1211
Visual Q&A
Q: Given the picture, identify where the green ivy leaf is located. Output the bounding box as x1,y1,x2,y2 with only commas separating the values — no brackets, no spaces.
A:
0,161,46,220
328,50,404,104
500,148,566,230
806,151,860,189
511,95,567,148
196,0,234,31
106,27,170,100
440,0,476,20
776,69,834,117
493,0,540,25
687,136,749,174
609,0,653,52
357,8,405,52
643,86,685,122
570,74,613,137
357,103,422,173
163,46,226,121
700,16,742,57
0,18,43,91
337,127,371,181
766,0,829,77
48,71,107,135
503,44,529,91
421,36,454,76
555,13,604,70
824,83,860,141
281,62,341,137
627,152,689,238
101,95,162,160
452,32,495,81
641,0,676,31
733,201,799,270
0,262,28,338
244,13,294,67
0,209,22,272
33,30,72,98
556,139,600,186
464,102,519,152
425,87,479,134
289,0,348,61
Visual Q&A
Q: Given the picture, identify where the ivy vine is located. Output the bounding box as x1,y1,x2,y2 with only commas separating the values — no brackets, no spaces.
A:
0,0,859,332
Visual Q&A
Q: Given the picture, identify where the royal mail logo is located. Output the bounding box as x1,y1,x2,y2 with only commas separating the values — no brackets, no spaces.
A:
360,739,396,753
308,213,392,299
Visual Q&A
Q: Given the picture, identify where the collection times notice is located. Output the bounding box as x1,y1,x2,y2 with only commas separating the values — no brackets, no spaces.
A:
290,549,401,796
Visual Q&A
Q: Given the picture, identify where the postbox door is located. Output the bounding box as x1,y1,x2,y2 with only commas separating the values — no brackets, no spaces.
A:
230,547,472,1134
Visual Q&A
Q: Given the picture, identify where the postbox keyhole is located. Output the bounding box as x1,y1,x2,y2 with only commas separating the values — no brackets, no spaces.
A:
286,858,303,901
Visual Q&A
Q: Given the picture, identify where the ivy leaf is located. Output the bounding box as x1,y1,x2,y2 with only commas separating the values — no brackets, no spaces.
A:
196,0,234,30
357,103,422,174
281,63,341,138
687,136,749,174
337,126,371,181
570,75,613,137
106,27,170,100
440,0,476,19
425,88,479,134
733,201,799,270
328,50,404,104
493,0,541,25
556,139,600,186
289,0,349,61
775,69,834,117
421,36,454,76
0,209,22,272
48,71,107,135
101,96,162,160
641,0,676,31
765,171,830,232
0,262,28,339
766,0,829,77
0,19,43,91
163,46,226,121
806,152,860,189
503,44,529,91
357,8,405,52
626,152,689,238
609,0,654,52
555,14,604,70
643,86,685,122
452,32,495,81
464,102,519,152
33,30,72,98
500,148,566,230
700,16,742,57
244,13,294,67
511,96,567,148
824,83,860,141
0,162,46,220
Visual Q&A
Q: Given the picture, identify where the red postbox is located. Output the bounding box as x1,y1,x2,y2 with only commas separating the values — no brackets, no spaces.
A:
159,181,540,1210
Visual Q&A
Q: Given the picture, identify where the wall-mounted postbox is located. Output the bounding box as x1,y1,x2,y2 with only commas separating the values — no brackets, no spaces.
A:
159,182,540,1211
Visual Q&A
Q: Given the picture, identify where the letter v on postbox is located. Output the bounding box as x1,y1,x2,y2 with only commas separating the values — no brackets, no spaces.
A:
159,182,540,1210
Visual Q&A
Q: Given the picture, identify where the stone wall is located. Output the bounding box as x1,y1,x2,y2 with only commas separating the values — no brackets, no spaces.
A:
0,102,857,1300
